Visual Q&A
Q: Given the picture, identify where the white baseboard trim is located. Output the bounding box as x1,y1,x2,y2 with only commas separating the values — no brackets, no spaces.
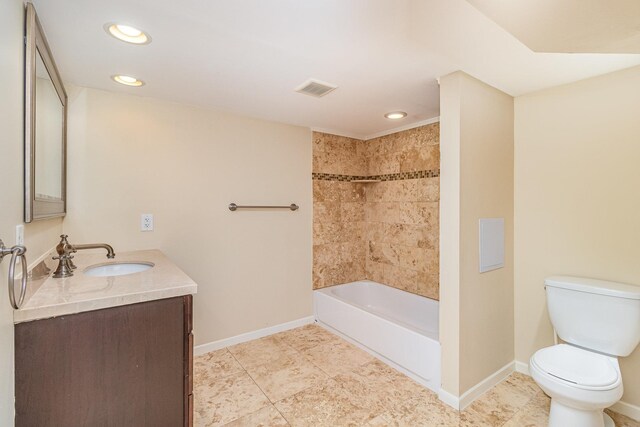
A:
515,360,639,422
438,388,460,410
515,360,530,375
610,400,640,422
459,361,515,410
194,316,315,356
438,361,515,410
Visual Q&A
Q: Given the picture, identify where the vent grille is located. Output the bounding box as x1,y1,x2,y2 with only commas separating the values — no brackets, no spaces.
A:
295,79,337,98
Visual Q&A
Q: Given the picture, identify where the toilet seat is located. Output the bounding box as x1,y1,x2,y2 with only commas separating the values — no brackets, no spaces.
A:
531,344,620,391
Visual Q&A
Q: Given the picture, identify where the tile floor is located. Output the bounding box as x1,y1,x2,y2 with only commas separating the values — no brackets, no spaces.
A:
194,324,639,427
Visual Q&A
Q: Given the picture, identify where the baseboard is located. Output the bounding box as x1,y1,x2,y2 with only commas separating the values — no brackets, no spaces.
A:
515,360,640,422
438,388,460,410
194,316,314,356
438,361,515,410
459,361,515,410
515,360,530,375
610,400,640,422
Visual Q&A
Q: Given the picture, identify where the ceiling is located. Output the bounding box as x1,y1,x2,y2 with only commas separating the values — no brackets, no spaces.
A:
32,0,640,139
467,0,640,54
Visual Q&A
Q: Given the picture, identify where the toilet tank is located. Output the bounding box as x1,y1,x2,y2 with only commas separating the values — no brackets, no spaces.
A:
545,276,640,357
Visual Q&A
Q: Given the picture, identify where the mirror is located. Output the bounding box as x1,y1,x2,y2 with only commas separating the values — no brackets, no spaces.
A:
25,3,67,222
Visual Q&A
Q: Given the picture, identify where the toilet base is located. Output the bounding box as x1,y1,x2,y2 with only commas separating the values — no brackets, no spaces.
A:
549,400,616,427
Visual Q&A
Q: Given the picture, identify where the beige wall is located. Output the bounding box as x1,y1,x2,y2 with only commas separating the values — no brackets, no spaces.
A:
514,65,640,407
440,71,514,396
64,86,313,346
0,1,64,424
312,125,440,299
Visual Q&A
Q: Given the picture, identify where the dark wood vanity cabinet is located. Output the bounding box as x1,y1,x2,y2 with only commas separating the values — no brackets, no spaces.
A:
15,295,194,427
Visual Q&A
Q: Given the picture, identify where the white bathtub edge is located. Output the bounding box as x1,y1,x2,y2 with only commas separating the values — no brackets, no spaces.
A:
194,316,315,356
515,360,640,421
438,360,515,410
316,320,439,392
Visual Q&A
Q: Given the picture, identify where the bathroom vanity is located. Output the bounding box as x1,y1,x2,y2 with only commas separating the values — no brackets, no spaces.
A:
13,250,197,427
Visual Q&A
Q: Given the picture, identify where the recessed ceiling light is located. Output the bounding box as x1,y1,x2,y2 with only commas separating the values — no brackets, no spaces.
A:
105,23,151,45
384,111,407,120
112,75,145,87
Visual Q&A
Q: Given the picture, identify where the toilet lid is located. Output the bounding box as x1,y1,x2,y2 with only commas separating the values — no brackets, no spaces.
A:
532,344,619,388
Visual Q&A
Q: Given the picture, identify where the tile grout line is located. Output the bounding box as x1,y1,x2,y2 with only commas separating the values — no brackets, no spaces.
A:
224,348,276,426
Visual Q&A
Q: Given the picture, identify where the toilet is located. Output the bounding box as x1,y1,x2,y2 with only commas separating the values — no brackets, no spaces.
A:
530,276,640,427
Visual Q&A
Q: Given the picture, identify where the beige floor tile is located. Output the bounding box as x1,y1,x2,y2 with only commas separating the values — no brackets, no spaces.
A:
302,338,374,377
223,405,289,427
377,394,462,426
195,348,244,382
195,371,270,427
247,353,329,402
194,330,639,427
502,402,549,426
503,371,543,398
459,407,504,426
275,324,342,352
465,376,537,426
605,409,640,427
364,414,392,426
228,335,298,371
348,359,436,406
275,378,376,427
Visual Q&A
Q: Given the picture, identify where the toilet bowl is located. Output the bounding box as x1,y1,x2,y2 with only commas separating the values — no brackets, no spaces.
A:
530,344,622,427
530,276,640,427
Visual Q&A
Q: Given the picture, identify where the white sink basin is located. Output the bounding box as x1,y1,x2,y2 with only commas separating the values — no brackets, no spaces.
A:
83,261,154,277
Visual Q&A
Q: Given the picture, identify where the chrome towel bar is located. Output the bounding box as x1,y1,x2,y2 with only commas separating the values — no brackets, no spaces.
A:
229,203,299,211
0,239,27,309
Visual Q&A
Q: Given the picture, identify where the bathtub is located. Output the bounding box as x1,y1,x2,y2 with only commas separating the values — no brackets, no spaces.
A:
314,280,440,392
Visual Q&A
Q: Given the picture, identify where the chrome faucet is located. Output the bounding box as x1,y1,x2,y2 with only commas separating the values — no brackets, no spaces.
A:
53,235,115,278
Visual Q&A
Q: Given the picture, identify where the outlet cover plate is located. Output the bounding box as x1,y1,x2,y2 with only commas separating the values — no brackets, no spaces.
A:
141,214,154,232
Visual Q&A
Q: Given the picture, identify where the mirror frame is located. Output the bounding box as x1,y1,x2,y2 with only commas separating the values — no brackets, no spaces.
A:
24,2,68,222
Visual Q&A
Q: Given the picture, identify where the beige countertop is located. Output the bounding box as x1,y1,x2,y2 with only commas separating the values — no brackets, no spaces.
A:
14,249,197,323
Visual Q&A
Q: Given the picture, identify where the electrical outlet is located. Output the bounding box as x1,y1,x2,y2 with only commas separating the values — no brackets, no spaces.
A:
15,224,24,245
140,214,154,232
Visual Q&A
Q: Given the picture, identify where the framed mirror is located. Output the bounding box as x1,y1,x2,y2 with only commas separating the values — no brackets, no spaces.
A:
24,2,67,222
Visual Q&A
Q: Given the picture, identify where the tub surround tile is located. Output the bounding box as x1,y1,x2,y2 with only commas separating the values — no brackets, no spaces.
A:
417,270,440,300
313,124,440,300
194,325,636,427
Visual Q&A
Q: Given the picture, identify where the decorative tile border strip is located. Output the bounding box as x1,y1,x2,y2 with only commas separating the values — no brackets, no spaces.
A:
312,169,440,182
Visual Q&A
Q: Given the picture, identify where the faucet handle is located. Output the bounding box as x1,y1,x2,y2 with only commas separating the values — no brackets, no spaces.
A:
55,235,72,256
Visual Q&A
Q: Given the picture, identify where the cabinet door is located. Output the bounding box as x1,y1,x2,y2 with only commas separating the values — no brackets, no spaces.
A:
16,297,186,427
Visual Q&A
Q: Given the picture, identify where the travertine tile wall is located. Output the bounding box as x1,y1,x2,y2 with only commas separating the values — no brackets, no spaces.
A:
365,124,440,299
313,123,440,300
313,134,368,289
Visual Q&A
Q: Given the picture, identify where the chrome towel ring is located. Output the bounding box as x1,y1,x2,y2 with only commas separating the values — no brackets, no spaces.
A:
0,239,27,309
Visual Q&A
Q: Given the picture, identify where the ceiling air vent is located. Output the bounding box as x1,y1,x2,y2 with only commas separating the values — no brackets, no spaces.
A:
295,79,337,98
